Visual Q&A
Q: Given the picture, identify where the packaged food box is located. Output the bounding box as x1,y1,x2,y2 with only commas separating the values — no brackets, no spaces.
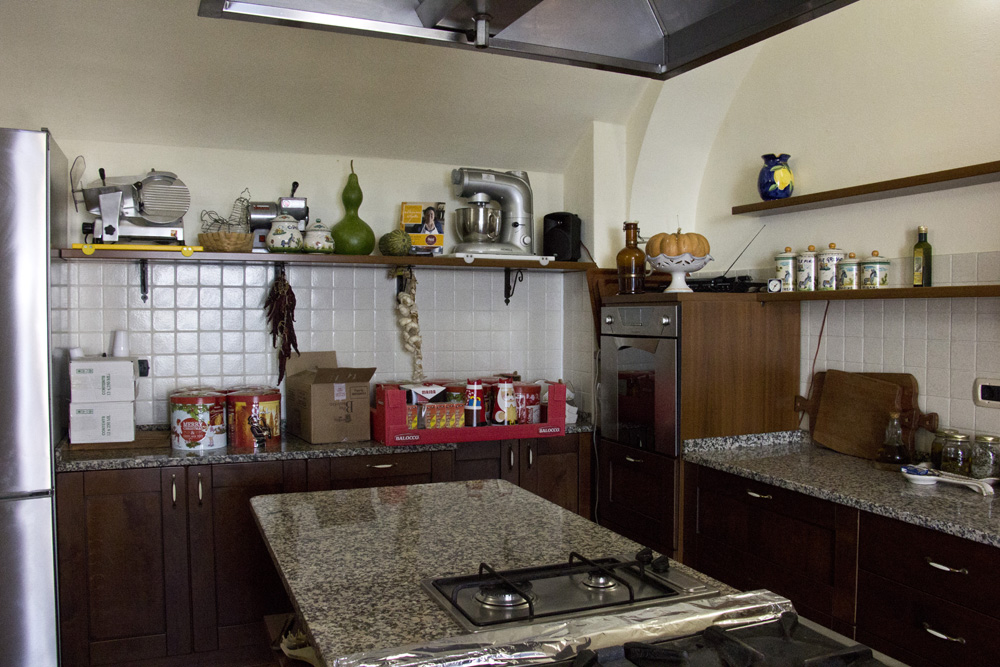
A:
69,357,138,403
69,401,136,444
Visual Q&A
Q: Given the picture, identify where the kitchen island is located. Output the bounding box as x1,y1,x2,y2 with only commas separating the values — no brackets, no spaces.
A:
250,479,738,666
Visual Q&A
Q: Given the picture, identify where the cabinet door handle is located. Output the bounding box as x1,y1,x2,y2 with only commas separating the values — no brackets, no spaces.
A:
366,463,395,469
624,456,643,464
528,445,534,468
922,622,966,644
509,445,515,470
198,472,203,506
925,557,968,575
171,474,177,508
746,490,772,500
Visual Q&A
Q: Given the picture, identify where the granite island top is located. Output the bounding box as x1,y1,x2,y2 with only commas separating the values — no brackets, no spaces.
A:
56,422,593,472
684,430,1000,548
250,479,732,666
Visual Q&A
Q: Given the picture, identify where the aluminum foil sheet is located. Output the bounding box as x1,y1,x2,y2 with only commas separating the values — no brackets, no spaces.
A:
333,591,794,667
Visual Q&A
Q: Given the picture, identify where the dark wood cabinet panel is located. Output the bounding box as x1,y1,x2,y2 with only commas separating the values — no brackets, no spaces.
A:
683,463,857,630
520,436,579,514
857,571,1000,666
450,440,519,483
596,438,676,557
859,512,1000,619
56,468,191,666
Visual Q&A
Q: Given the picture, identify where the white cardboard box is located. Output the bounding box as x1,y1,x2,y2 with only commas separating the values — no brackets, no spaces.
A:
70,357,138,403
69,401,136,444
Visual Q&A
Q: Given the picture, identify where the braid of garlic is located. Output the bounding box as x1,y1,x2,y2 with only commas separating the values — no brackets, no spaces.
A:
392,267,424,382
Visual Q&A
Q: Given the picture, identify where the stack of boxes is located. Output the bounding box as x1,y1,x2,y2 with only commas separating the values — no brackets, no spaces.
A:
68,357,138,444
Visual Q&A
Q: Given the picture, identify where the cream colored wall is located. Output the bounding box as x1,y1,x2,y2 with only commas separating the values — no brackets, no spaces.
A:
696,0,1000,271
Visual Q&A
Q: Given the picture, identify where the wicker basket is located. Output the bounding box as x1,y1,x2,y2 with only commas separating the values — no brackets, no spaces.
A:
198,231,253,253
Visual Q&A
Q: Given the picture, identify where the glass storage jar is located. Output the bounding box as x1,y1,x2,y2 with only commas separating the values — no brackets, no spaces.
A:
939,433,971,475
930,429,959,469
970,434,999,479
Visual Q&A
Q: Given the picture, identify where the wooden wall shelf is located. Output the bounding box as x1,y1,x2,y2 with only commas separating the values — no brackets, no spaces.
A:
732,159,1000,216
757,284,1000,302
57,248,594,272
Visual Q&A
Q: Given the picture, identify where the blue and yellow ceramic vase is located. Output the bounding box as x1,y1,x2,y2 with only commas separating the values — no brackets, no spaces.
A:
758,153,794,200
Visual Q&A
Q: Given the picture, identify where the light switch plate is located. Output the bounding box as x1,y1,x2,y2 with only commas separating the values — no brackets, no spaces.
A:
973,378,1000,408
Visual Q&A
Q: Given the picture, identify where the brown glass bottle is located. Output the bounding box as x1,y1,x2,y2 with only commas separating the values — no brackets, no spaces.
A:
617,221,645,295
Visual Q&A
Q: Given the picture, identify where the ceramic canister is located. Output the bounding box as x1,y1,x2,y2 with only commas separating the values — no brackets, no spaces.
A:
837,252,860,290
169,390,227,450
816,243,845,291
774,247,797,292
795,245,817,291
861,250,890,289
227,386,281,450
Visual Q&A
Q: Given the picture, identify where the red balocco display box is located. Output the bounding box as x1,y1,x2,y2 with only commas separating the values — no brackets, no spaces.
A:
373,383,566,445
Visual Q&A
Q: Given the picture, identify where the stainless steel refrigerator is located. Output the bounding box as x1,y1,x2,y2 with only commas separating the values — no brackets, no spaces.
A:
0,127,68,664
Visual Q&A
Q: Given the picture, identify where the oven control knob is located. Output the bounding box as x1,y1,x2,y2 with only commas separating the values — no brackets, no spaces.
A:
604,315,614,325
661,316,671,326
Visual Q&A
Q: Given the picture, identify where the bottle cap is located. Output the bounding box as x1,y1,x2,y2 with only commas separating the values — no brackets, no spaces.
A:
889,411,900,418
918,225,928,233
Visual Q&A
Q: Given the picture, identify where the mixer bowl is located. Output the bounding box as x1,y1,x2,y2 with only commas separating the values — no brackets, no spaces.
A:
456,206,500,243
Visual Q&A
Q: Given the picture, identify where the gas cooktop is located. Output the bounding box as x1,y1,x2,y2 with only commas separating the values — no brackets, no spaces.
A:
423,549,719,633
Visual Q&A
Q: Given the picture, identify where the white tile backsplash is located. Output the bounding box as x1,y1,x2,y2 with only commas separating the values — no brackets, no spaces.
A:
799,252,999,434
55,259,573,426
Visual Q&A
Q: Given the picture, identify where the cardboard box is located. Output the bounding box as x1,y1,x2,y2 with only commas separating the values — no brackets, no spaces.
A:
70,357,138,403
284,352,376,443
69,401,136,444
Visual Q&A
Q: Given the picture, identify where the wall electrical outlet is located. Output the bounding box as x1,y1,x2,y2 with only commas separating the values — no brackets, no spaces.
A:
973,378,1000,408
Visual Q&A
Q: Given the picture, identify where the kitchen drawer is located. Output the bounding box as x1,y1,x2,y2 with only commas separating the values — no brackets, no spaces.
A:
857,570,1000,666
859,512,1000,618
327,452,433,487
698,466,835,530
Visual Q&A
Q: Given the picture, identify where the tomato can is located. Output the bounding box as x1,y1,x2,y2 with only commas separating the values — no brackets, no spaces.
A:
514,382,542,424
227,386,281,450
170,390,227,450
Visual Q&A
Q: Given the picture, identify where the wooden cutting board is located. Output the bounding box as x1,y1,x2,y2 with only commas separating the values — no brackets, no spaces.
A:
812,369,903,460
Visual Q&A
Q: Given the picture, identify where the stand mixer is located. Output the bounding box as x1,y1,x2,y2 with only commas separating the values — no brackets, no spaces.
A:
452,168,534,256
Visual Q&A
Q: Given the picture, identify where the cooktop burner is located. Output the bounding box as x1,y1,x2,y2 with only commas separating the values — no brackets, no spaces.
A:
423,550,719,633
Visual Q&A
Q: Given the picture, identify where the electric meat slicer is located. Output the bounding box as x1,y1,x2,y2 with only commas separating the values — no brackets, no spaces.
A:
79,168,190,244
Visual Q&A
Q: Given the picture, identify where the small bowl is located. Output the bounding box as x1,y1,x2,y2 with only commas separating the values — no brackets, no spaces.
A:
648,253,713,292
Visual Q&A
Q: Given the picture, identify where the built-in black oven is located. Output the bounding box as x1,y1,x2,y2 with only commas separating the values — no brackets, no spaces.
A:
598,304,679,457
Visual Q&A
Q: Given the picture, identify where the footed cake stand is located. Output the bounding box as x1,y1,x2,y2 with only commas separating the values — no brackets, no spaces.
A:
648,253,714,292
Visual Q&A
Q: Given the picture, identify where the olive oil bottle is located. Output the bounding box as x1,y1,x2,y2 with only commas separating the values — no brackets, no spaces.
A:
912,225,932,287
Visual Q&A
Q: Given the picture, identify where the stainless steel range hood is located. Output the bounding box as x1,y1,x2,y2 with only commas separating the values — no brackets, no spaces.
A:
198,0,857,79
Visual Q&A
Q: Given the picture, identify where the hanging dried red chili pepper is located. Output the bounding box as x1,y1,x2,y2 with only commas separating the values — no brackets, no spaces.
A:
264,265,299,384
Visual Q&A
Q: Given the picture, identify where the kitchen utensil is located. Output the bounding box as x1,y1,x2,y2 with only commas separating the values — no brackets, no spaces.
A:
811,370,903,460
455,204,500,244
796,371,938,457
451,168,534,256
901,465,995,495
81,168,190,243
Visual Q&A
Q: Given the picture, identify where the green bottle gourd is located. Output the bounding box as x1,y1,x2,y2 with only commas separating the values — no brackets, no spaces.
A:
332,160,375,255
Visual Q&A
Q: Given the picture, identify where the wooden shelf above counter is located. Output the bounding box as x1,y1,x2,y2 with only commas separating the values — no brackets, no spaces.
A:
756,284,1000,301
732,159,1000,216
57,247,595,272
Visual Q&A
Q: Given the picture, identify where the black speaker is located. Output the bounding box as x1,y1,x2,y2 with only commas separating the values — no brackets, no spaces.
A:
543,212,582,261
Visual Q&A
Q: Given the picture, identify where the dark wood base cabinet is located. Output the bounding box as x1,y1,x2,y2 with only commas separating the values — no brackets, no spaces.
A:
682,464,859,635
856,512,1000,666
596,439,676,557
56,435,589,665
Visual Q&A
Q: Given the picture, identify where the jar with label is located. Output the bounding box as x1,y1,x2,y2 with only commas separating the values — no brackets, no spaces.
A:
930,428,959,469
775,247,796,292
970,434,999,479
939,433,971,475
816,243,845,291
795,245,817,291
861,251,889,289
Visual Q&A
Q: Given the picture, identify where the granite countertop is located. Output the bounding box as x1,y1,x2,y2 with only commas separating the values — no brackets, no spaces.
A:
56,421,593,472
684,430,1000,548
250,479,732,665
